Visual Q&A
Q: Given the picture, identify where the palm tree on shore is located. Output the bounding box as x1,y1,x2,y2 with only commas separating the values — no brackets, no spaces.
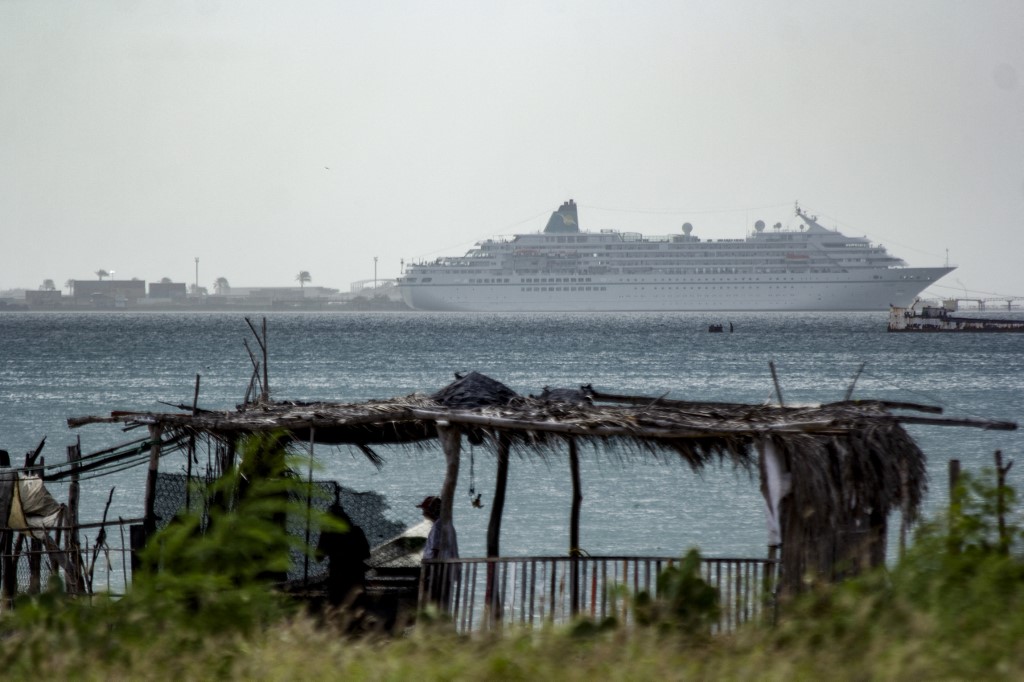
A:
95,269,109,281
64,279,74,295
296,271,311,288
41,279,56,291
214,277,230,295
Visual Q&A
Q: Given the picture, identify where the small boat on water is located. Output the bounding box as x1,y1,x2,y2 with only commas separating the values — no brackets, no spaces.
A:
888,302,1024,332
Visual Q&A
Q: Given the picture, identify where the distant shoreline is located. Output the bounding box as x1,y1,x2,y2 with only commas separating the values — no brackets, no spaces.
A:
0,300,413,313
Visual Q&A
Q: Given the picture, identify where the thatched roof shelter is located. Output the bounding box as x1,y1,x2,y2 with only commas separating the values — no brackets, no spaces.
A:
69,371,1016,594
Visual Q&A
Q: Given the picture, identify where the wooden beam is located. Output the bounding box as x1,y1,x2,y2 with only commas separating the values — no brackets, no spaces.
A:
409,408,848,437
894,416,1017,430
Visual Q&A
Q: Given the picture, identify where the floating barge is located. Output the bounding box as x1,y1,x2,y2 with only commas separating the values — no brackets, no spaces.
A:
888,304,1024,332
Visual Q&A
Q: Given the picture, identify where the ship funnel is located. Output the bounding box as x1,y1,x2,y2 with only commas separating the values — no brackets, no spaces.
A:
543,199,580,234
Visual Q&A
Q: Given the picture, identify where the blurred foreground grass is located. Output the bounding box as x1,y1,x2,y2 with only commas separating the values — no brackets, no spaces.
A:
2,442,1022,680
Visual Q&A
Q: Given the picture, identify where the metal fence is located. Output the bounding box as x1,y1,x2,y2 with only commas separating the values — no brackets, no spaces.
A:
420,555,778,634
0,518,138,609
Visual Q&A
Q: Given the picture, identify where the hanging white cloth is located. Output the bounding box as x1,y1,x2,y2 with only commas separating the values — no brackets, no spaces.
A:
759,440,791,546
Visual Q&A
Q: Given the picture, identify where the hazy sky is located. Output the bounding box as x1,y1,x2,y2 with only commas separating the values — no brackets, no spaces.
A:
2,1,1022,298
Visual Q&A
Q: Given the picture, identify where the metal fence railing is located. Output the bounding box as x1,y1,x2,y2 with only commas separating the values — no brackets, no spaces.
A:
0,518,140,610
420,555,778,634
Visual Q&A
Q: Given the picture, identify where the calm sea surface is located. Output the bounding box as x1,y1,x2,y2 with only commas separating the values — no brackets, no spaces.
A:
1,311,1021,559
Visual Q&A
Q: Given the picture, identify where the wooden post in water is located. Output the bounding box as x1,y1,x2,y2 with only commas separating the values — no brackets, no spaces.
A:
769,361,785,408
485,433,510,624
995,450,1012,554
898,458,910,557
948,459,961,554
244,316,270,402
569,438,582,617
261,317,269,401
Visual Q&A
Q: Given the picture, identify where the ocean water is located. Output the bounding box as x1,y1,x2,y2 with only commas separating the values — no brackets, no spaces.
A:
1,311,1022,561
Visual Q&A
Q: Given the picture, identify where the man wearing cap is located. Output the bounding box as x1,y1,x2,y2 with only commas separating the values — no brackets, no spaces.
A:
417,495,459,608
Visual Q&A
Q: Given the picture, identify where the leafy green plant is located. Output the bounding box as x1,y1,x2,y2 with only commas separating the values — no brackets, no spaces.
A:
772,467,1024,677
0,431,344,676
631,548,720,636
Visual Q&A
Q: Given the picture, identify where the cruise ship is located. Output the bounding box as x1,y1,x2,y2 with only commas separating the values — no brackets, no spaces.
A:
397,200,954,312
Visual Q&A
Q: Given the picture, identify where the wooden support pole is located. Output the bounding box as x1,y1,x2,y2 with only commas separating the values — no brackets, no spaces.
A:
0,457,15,608
185,373,200,512
143,425,163,537
569,438,582,617
486,434,510,558
303,428,315,585
66,436,84,593
436,422,460,558
485,433,510,625
262,317,269,401
569,439,582,555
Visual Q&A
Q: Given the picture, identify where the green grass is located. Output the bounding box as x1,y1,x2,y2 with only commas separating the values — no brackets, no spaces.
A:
2,451,1022,681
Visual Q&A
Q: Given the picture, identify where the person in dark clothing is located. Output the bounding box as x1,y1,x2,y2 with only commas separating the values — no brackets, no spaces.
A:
316,503,371,608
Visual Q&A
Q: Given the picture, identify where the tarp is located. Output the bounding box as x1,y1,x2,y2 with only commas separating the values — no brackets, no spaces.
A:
6,474,64,539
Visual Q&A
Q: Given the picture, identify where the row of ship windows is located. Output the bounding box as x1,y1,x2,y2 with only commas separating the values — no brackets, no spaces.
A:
516,285,799,293
538,235,827,246
522,286,608,292
468,277,596,284
418,268,841,279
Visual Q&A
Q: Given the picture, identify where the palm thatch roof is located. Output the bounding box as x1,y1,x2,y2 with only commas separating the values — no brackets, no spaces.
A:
68,371,1016,592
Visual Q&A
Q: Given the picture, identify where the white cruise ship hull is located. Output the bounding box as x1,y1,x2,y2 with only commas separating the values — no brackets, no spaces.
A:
399,267,955,312
398,199,955,312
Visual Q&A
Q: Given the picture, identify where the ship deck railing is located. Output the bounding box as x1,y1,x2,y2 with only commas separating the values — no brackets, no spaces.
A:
420,555,778,634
